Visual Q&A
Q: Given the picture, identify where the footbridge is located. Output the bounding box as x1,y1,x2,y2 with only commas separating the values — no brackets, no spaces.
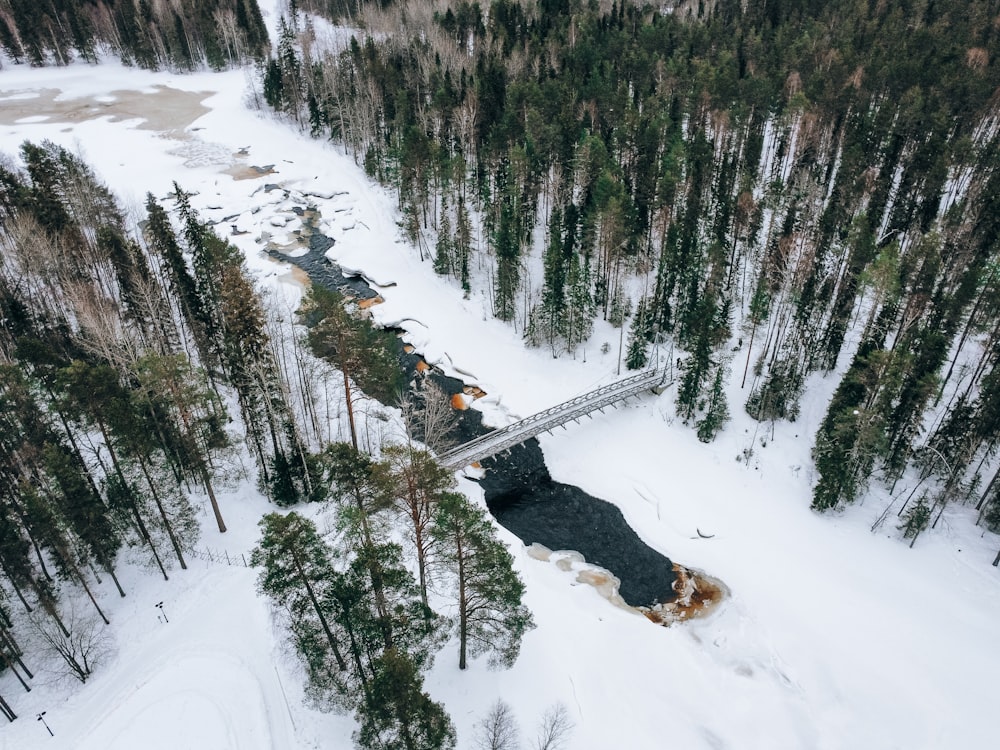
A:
438,367,669,470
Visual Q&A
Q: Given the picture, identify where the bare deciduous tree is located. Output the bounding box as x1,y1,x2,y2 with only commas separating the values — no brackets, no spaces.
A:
475,699,521,750
400,377,459,456
29,607,111,684
534,703,573,750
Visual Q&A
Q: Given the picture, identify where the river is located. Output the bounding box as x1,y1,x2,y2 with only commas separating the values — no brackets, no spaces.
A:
264,201,678,608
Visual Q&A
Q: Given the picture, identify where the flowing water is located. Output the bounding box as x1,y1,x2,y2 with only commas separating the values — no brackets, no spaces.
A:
261,204,677,607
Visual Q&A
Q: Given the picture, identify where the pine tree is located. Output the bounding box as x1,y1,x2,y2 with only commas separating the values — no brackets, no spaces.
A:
432,492,533,670
298,286,406,443
288,516,449,744
323,442,403,650
130,352,229,529
251,512,349,675
355,647,456,750
382,445,453,611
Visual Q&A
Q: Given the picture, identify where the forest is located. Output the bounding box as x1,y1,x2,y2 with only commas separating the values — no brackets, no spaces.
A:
0,141,533,744
0,0,269,69
256,0,1000,534
2,0,1000,739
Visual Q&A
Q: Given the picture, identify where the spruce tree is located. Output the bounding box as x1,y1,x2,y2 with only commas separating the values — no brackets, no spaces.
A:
144,193,217,369
455,198,473,295
624,298,649,371
434,198,454,277
899,494,932,547
493,196,520,322
696,367,730,443
537,206,567,351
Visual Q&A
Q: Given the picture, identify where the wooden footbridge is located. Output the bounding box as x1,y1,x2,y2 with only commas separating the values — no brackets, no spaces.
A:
438,367,669,470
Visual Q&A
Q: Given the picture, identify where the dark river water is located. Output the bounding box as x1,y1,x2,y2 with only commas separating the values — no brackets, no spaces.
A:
265,211,676,606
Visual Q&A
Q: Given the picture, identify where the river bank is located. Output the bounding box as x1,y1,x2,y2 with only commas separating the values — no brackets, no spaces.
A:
259,198,726,616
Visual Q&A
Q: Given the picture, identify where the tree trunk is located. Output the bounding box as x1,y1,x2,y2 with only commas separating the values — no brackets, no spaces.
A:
133,500,170,580
290,550,347,671
47,393,104,501
74,564,110,625
95,407,176,576
976,464,1000,513
0,559,32,613
137,453,188,569
0,692,16,721
741,317,758,388
341,616,374,710
106,566,126,598
200,465,227,533
414,520,429,612
340,335,359,451
0,649,30,692
0,630,32,679
349,485,393,649
24,524,54,583
457,534,468,670
30,579,70,637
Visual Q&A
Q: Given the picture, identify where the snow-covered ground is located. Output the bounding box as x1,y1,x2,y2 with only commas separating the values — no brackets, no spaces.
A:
2,38,999,750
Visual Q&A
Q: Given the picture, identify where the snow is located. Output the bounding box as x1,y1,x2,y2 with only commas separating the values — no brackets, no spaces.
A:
2,31,1000,750
73,574,290,750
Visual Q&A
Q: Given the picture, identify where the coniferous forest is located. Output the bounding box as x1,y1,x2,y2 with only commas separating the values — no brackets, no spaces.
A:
0,142,532,737
258,0,1000,532
0,0,269,69
3,0,1000,743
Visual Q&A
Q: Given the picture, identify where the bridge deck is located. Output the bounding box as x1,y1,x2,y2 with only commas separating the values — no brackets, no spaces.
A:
438,367,667,470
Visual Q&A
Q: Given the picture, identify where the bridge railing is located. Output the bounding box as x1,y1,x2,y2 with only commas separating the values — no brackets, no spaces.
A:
438,367,665,469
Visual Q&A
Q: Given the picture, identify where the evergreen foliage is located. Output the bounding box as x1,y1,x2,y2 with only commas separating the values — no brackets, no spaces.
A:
355,647,456,750
624,298,650,371
0,0,269,70
0,140,347,683
252,512,357,706
432,492,534,670
899,494,932,546
696,367,731,444
256,0,1000,471
298,286,406,406
252,505,459,748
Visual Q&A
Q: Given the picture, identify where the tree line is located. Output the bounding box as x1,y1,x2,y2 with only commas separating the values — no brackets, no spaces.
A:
0,0,269,69
0,138,311,707
258,0,1000,549
0,141,534,739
